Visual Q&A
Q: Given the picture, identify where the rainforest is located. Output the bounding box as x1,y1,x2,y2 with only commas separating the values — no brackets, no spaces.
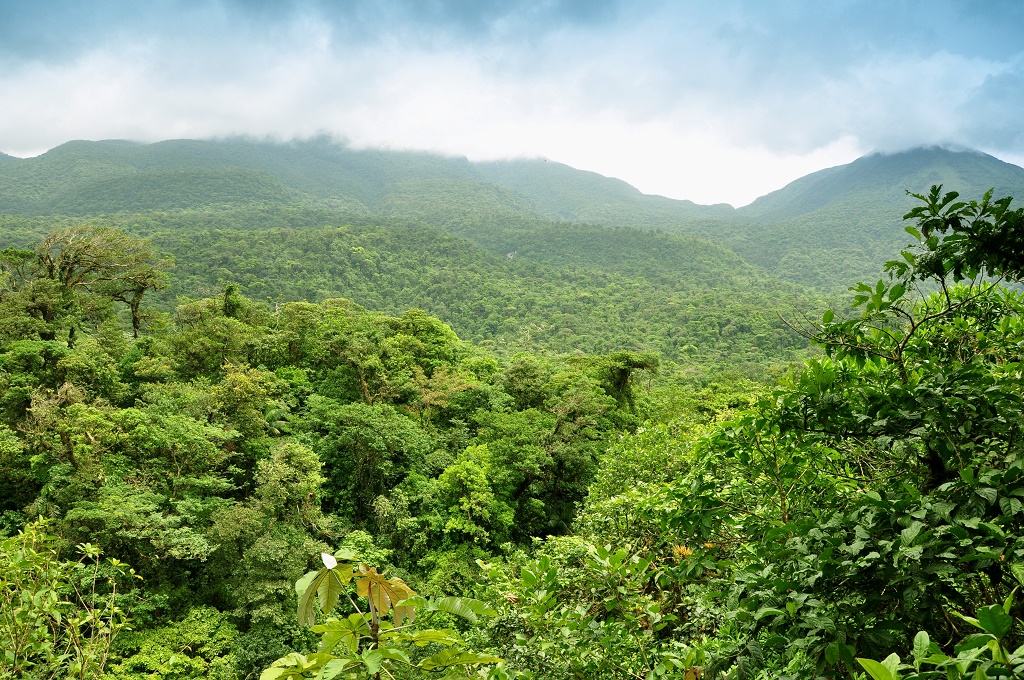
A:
3,139,1024,680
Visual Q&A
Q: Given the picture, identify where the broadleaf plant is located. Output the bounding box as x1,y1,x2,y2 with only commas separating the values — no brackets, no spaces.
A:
262,548,503,679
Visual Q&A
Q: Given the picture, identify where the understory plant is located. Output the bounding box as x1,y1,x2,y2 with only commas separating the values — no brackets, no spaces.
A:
261,549,504,679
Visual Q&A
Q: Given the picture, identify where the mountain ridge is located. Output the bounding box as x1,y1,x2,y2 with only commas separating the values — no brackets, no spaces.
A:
2,138,1024,292
3,138,1022,222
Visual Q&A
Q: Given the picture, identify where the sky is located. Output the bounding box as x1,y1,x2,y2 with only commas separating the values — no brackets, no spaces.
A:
1,0,1023,207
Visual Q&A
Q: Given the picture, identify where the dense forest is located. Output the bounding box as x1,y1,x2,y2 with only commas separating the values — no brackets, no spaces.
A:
4,140,1024,680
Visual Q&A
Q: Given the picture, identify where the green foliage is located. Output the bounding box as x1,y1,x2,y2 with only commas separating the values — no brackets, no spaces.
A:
0,522,136,679
101,606,239,680
10,156,1024,680
477,543,706,680
544,187,1024,679
858,594,1024,679
262,551,502,679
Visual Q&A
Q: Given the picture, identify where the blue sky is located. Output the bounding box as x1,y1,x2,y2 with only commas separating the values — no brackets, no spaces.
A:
2,0,1022,205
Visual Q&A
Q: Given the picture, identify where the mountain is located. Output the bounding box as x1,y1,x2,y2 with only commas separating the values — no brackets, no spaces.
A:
474,158,733,225
721,147,1024,289
0,139,704,220
2,138,1024,294
0,138,725,227
741,147,1024,221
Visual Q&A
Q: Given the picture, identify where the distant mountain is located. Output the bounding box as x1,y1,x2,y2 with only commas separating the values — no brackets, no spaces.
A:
742,147,1024,221
0,138,725,227
2,139,1023,293
475,158,733,225
0,152,17,164
721,147,1024,289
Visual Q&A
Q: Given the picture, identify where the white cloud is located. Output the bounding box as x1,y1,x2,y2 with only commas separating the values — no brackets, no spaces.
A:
1,2,1023,205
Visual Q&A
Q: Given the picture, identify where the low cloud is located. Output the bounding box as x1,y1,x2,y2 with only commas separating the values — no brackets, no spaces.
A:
1,1,1022,205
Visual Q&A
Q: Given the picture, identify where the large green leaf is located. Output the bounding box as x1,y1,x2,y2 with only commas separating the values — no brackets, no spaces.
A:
912,631,931,669
260,652,331,680
382,628,463,647
418,649,504,671
297,565,355,626
295,570,318,598
856,658,895,680
977,604,1013,639
316,657,361,680
314,614,368,654
429,596,498,623
360,649,383,676
376,647,412,665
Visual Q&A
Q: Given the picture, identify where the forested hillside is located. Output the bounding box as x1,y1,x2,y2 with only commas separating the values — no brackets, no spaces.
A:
3,138,1022,294
3,137,1024,680
0,204,813,374
726,148,1024,288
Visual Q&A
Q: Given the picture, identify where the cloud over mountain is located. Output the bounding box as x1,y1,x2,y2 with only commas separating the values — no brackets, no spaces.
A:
2,0,1022,205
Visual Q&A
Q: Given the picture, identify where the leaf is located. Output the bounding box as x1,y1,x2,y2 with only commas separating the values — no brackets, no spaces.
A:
298,566,356,626
430,596,497,623
955,633,996,653
295,570,318,597
376,647,412,665
418,649,504,671
856,658,894,680
913,631,930,668
360,649,383,676
298,571,330,626
1011,563,1024,588
977,604,1013,639
383,628,463,647
333,547,357,562
754,607,784,621
975,487,998,505
315,614,368,654
316,657,361,680
321,553,337,569
952,611,983,631
260,668,303,680
900,521,924,546
260,653,330,680
881,653,901,680
318,569,353,617
393,603,415,628
355,565,416,617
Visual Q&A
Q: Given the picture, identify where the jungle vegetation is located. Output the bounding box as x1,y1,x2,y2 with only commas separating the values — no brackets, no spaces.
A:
3,138,1024,679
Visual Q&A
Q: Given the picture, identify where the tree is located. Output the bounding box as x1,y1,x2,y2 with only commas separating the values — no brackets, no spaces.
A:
592,187,1024,678
0,227,169,343
35,226,170,338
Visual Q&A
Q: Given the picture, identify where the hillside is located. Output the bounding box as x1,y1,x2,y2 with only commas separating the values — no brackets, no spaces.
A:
0,138,709,221
7,149,1024,680
724,147,1024,288
3,138,1024,296
0,208,812,374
